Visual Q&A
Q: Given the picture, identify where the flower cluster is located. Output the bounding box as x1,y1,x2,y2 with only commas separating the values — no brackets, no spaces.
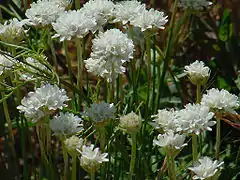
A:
25,0,65,26
0,18,25,44
184,60,210,85
85,29,134,82
65,136,84,153
17,84,69,122
79,144,109,173
0,54,16,75
52,10,97,41
83,101,116,124
201,88,239,114
189,156,224,180
179,0,213,10
52,0,72,8
119,111,142,133
50,112,84,136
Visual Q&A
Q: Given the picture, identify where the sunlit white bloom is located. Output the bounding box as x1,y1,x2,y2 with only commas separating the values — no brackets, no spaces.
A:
17,84,70,122
201,88,239,114
83,101,116,124
53,0,72,8
189,156,224,180
50,112,84,135
131,8,168,31
119,111,142,133
25,0,65,26
113,1,146,25
153,131,187,150
52,10,97,41
79,144,109,173
151,109,178,132
0,18,25,44
179,0,213,10
176,103,215,135
0,54,15,75
85,29,134,82
184,60,210,85
20,56,49,80
81,0,114,29
65,136,84,153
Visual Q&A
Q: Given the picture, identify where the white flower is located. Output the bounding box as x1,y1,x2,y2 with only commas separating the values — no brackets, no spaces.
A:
201,88,239,114
0,18,25,44
65,136,83,153
52,0,72,8
119,111,142,133
79,144,109,173
52,10,97,41
20,56,49,80
179,0,213,10
113,0,146,25
83,101,116,123
153,131,187,150
50,112,84,135
151,109,178,132
184,60,210,85
0,54,16,75
25,0,65,26
17,84,70,122
188,156,223,180
176,103,215,135
81,0,114,29
85,29,134,82
131,8,168,31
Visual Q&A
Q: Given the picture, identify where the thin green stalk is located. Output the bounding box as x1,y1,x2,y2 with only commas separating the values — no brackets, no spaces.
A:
75,0,80,9
91,172,95,180
166,152,176,180
47,28,58,73
62,139,68,180
76,38,83,108
111,68,116,103
192,134,198,161
216,117,221,160
129,132,137,179
196,84,201,103
151,37,156,114
71,154,77,180
23,0,28,11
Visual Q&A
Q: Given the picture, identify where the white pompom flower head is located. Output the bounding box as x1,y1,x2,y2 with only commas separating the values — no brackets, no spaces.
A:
179,0,213,11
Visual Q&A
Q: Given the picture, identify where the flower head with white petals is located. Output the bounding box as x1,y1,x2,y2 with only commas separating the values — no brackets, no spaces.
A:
153,131,187,150
179,0,213,10
176,103,215,135
85,29,134,82
0,54,16,75
0,18,25,44
79,144,109,173
53,0,72,8
131,8,168,31
50,112,84,135
189,156,223,180
81,0,114,29
119,111,142,133
52,10,97,41
65,136,84,153
201,88,239,114
184,60,210,85
25,0,65,26
82,101,116,124
113,1,146,25
17,84,70,122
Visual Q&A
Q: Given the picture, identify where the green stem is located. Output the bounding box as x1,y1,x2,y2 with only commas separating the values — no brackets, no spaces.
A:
196,84,201,103
62,139,68,180
71,154,77,180
47,29,58,73
216,117,221,160
192,134,198,161
76,38,83,108
91,172,95,180
166,152,176,180
75,0,80,9
23,0,28,11
129,132,137,179
111,67,116,103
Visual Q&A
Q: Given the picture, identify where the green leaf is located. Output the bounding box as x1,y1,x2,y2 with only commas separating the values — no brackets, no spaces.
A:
218,9,232,42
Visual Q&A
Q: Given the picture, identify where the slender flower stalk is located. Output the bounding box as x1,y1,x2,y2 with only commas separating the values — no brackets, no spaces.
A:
71,154,77,180
129,132,137,179
91,172,95,180
166,149,176,180
47,28,58,73
75,0,80,9
216,117,221,160
76,38,83,106
192,134,198,161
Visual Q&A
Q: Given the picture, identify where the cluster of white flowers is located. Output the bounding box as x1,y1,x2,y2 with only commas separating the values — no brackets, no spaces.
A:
85,29,134,82
179,0,213,10
25,0,65,26
119,111,142,133
65,136,84,153
0,18,25,44
176,103,215,135
184,60,210,85
0,54,16,75
17,84,69,122
83,101,116,123
201,88,239,114
52,0,72,8
19,57,49,80
153,131,187,150
81,0,114,29
79,144,109,173
52,10,97,41
50,112,84,135
189,156,223,180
